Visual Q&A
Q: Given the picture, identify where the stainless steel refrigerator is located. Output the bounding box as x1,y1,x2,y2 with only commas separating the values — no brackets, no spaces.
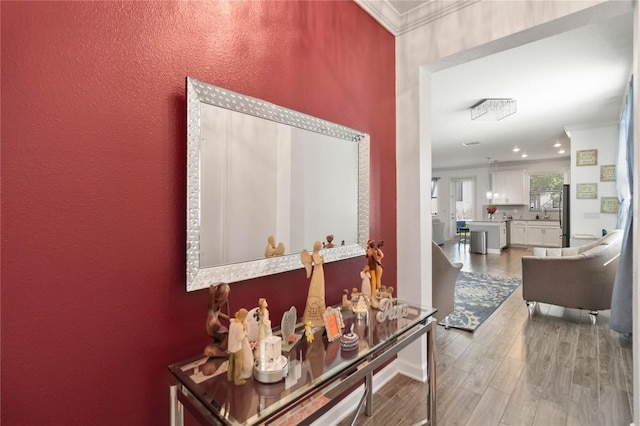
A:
560,184,570,247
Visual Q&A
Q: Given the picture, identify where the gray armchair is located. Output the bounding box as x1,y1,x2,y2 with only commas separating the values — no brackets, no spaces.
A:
432,241,462,326
522,230,623,323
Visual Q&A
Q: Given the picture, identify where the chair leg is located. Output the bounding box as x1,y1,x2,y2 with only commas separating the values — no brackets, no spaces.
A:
443,315,450,329
588,310,598,325
525,301,536,318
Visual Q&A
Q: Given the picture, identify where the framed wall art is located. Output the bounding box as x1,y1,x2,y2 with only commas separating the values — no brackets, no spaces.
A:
601,197,620,214
576,183,597,199
600,165,616,182
576,149,598,166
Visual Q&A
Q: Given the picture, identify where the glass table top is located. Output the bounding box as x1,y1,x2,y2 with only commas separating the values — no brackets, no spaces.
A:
169,301,436,425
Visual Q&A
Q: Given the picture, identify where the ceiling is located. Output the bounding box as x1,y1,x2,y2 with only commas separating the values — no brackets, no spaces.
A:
356,1,634,170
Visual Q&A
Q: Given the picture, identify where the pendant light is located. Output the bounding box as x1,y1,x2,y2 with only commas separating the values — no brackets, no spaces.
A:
485,157,499,200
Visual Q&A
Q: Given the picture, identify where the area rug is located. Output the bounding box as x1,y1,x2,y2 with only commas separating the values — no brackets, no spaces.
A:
441,271,521,332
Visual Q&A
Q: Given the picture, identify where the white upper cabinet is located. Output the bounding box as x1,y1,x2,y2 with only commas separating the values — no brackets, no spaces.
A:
491,170,525,204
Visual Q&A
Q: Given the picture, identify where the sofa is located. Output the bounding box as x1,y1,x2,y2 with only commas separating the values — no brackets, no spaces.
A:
432,241,462,326
521,229,623,323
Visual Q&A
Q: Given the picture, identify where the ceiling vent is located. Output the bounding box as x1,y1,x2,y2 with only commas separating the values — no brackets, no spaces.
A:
462,141,481,147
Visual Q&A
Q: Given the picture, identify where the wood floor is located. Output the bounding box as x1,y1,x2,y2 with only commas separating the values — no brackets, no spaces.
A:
338,241,634,426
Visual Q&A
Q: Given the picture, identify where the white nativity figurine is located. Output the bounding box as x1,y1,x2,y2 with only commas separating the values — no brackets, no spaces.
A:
255,297,272,362
360,265,372,297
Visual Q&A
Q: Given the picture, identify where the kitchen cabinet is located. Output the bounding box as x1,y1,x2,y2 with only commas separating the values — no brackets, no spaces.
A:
499,222,507,248
491,170,525,204
510,221,527,245
526,222,561,247
508,220,561,247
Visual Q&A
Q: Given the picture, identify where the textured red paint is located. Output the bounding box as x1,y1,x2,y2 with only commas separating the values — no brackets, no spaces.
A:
1,2,395,424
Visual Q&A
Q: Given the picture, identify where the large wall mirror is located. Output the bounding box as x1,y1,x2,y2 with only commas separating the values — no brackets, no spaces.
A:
186,77,370,291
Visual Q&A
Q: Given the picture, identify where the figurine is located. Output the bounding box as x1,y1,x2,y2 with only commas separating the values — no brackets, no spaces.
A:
351,287,359,300
227,308,249,385
366,240,379,295
370,287,383,309
255,298,272,362
360,265,371,296
258,298,272,340
375,240,385,288
204,283,231,359
341,289,353,310
265,235,285,258
385,286,396,302
325,234,335,248
300,241,326,327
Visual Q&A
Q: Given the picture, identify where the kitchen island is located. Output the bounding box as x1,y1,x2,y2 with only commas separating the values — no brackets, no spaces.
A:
467,220,508,254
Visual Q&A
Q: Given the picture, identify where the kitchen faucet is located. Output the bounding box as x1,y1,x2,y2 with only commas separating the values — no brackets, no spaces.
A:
541,206,549,219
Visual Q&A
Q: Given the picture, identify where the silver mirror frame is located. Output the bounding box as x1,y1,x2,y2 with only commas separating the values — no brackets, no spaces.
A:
186,77,370,291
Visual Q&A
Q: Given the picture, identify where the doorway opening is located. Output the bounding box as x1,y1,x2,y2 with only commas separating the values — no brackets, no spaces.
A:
450,178,475,241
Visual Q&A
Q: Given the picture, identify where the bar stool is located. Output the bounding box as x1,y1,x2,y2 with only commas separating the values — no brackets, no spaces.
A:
457,222,469,245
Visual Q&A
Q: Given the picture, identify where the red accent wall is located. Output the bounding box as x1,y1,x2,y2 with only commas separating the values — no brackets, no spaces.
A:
1,2,395,424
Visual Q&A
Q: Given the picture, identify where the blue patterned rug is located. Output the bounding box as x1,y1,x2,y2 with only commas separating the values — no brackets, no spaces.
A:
442,271,521,332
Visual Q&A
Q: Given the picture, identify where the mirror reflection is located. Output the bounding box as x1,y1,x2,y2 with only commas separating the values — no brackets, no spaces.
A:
200,104,359,266
187,77,369,291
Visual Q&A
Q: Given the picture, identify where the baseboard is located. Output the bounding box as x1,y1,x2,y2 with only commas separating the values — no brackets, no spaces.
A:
396,355,428,382
310,359,399,425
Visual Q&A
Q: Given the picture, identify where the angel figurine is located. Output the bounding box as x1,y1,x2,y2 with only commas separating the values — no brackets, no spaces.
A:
301,241,326,327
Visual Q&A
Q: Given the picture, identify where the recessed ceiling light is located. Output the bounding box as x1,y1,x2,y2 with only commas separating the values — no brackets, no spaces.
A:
521,153,528,158
512,147,520,152
558,149,565,154
553,143,562,148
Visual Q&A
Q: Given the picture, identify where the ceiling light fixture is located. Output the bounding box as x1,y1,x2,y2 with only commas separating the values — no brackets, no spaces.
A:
558,149,566,154
553,142,562,148
470,98,517,121
512,147,520,152
521,153,528,158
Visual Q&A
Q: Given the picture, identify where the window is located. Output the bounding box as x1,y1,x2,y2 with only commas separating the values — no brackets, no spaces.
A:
529,173,563,211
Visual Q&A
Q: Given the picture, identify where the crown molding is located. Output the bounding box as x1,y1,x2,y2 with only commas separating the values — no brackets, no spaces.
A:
355,0,480,36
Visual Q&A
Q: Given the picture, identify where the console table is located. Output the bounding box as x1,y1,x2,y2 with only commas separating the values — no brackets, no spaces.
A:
169,302,437,426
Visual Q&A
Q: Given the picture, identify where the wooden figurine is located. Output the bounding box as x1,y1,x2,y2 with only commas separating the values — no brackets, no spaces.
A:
366,240,379,295
227,308,249,385
375,240,384,287
265,235,285,257
325,234,335,248
341,289,353,310
301,241,326,327
204,283,231,359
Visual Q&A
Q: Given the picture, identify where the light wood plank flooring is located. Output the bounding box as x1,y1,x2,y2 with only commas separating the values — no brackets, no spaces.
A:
339,241,633,426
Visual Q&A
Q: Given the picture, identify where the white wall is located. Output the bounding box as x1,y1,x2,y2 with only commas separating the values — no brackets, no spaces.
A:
569,123,620,238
